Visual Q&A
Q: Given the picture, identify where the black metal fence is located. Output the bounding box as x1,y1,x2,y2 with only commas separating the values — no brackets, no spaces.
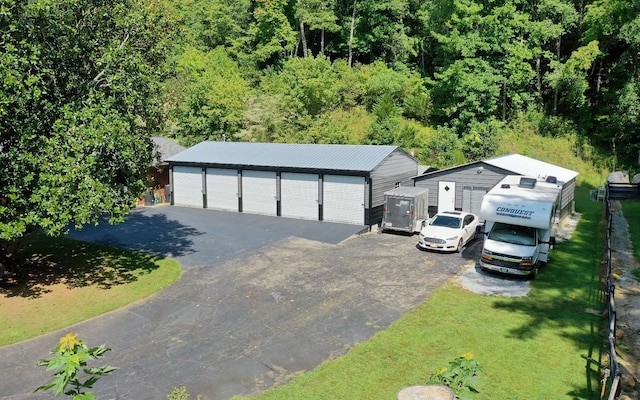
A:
602,185,622,399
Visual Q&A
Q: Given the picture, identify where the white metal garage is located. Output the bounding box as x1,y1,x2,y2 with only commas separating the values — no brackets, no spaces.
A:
206,168,238,211
280,173,319,220
172,166,202,207
242,170,277,216
323,175,365,225
167,142,419,226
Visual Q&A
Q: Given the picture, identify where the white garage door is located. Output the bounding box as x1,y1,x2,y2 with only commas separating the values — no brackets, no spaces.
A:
173,166,203,208
281,173,318,220
323,175,365,225
206,168,238,211
242,170,277,216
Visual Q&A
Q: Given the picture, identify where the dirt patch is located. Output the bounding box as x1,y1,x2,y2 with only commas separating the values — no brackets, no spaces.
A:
609,201,640,398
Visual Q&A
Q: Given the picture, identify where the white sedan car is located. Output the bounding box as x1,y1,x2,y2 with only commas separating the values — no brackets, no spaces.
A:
417,211,479,252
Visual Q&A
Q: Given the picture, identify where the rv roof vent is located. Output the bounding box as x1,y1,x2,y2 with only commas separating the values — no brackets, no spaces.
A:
519,177,537,188
501,184,510,189
545,175,557,184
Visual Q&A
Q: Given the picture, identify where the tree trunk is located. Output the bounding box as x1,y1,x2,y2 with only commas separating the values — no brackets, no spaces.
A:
348,0,357,67
0,238,19,277
537,57,541,102
502,79,507,121
320,28,325,55
300,19,308,58
553,37,561,115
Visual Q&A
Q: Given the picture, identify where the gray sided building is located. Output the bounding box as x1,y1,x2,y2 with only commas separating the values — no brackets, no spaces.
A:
414,154,579,221
166,141,418,226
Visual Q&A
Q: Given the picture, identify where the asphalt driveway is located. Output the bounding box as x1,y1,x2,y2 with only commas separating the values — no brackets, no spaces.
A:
0,206,479,399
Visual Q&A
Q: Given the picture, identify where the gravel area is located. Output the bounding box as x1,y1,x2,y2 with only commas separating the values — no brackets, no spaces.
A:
609,201,640,399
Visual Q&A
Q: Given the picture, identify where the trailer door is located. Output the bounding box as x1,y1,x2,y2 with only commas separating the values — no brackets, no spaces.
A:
384,197,412,230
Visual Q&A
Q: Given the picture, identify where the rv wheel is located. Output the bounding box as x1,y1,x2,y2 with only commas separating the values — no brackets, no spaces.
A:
529,264,540,280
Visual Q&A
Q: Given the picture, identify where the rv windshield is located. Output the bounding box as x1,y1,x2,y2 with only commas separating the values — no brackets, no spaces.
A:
488,223,536,246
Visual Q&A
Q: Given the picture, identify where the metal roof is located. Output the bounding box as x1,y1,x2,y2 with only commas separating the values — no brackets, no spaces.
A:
484,154,579,183
152,136,186,165
166,141,411,172
415,153,578,184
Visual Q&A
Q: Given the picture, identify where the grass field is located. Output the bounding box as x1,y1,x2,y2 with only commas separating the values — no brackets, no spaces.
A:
233,187,606,400
0,234,181,347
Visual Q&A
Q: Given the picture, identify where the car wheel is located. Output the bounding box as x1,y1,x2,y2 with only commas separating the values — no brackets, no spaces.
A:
456,238,463,253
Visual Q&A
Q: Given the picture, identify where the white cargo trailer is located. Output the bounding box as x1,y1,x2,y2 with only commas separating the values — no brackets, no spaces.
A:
381,187,429,233
477,175,561,278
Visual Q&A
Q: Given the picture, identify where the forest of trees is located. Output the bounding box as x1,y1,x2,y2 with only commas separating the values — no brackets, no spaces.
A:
158,0,640,170
0,0,639,246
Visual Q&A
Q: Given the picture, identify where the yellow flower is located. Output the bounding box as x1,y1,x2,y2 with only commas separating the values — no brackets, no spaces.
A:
435,367,448,375
58,333,80,350
460,352,474,360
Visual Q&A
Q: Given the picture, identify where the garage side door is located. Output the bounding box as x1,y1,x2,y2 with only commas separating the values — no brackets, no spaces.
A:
281,173,318,220
172,166,203,208
206,168,238,211
323,175,364,225
462,186,488,216
242,170,277,216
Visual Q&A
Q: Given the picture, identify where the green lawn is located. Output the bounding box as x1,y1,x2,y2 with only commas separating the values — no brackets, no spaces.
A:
234,187,605,400
0,234,181,347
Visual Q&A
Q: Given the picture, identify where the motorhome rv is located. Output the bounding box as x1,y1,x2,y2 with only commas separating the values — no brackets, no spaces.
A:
477,175,561,278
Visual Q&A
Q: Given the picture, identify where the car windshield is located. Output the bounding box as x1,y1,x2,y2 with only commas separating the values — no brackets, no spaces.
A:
488,223,536,246
430,215,462,229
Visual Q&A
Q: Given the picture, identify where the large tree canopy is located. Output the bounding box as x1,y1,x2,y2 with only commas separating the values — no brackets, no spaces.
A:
0,0,175,252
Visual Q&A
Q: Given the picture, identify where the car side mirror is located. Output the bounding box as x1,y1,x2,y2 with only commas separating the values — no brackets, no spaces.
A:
475,225,485,235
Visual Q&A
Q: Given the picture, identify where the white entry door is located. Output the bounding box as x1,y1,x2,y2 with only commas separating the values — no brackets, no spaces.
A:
438,181,456,213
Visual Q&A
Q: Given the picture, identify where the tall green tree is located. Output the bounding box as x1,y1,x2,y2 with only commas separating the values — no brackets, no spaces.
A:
295,0,340,56
171,0,251,51
167,46,252,146
425,0,582,138
341,0,414,64
0,0,175,264
246,0,297,67
583,0,640,167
